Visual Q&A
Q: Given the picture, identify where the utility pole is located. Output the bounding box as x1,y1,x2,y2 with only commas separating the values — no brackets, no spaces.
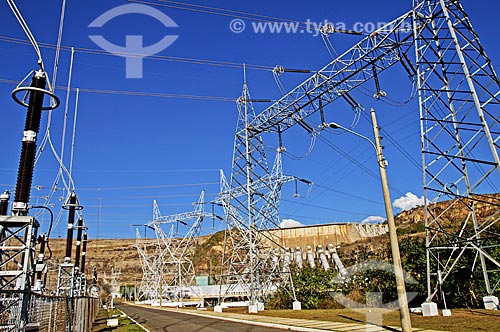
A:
370,107,412,332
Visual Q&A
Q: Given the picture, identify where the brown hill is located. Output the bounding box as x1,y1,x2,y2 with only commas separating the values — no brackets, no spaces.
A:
43,193,500,290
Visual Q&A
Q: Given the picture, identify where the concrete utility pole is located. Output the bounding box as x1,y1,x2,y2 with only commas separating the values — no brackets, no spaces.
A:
370,107,412,332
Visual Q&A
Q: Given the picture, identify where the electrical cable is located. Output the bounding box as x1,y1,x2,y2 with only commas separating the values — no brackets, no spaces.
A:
281,198,370,216
358,111,422,171
282,133,318,160
317,128,405,196
0,181,220,192
50,0,67,93
321,34,339,59
0,35,272,72
0,77,235,102
68,88,79,184
5,0,43,68
57,47,75,199
313,183,384,206
30,205,54,260
134,0,315,30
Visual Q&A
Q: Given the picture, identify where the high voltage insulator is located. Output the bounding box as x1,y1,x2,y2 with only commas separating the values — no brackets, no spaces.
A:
33,234,47,291
74,217,84,269
81,231,88,273
12,71,46,215
0,191,10,216
0,67,60,331
319,23,363,36
372,65,387,100
62,192,82,263
272,65,311,76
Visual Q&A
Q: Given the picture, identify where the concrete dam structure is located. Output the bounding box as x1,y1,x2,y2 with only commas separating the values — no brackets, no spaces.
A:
265,222,389,250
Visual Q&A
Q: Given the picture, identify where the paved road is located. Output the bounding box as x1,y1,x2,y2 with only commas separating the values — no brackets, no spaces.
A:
116,303,284,332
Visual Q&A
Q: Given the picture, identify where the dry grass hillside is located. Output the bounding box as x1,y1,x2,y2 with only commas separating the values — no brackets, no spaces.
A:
44,194,499,289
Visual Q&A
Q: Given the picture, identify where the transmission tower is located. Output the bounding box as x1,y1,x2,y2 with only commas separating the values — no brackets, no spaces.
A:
149,191,219,304
218,79,305,308
135,228,165,302
413,0,500,306
222,0,499,312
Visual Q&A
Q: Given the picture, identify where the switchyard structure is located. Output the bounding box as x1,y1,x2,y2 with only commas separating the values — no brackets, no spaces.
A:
0,1,99,331
136,191,220,305
0,0,499,330
135,228,166,302
217,0,500,321
217,79,314,308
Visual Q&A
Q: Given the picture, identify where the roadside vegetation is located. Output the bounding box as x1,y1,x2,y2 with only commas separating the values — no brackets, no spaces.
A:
91,308,145,332
267,234,499,309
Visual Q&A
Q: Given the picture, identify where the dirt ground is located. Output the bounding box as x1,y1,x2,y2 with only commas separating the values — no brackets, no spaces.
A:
258,308,500,332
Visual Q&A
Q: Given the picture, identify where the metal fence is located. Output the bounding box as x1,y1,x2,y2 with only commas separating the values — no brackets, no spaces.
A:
0,292,100,332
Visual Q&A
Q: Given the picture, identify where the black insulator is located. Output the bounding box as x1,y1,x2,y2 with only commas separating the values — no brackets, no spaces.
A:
247,99,273,103
13,71,46,212
36,234,46,282
24,75,46,133
319,99,325,125
64,193,77,262
297,119,315,134
81,232,87,273
401,51,417,77
372,65,382,93
0,191,10,216
278,128,284,150
341,92,361,109
74,217,84,269
283,68,312,74
14,142,37,205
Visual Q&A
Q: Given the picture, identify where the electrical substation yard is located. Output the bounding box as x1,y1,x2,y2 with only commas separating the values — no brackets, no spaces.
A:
1,0,500,331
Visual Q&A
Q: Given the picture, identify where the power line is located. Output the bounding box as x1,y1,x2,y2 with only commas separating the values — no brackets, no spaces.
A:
359,110,422,171
0,182,219,192
315,132,405,196
0,35,272,72
131,0,313,29
282,198,371,217
0,77,235,102
313,183,384,206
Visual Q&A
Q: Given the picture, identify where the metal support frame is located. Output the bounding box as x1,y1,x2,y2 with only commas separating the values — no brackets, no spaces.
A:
218,81,301,306
57,263,75,297
0,216,39,331
0,69,56,331
218,0,499,319
137,192,218,304
135,229,165,302
413,0,500,302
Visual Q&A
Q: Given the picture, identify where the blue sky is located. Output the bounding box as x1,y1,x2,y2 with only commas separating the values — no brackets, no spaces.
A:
0,0,499,239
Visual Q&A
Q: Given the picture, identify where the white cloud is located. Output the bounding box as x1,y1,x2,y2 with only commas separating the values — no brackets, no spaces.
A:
361,216,386,224
392,192,424,211
279,219,304,228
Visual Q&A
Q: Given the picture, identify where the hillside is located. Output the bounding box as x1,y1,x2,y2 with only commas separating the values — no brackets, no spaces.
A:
43,193,500,291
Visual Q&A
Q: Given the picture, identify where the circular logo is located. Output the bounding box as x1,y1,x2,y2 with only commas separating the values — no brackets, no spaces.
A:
229,19,246,33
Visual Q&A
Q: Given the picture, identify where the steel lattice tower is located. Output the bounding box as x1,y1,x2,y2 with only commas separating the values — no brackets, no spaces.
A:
149,192,218,304
218,80,298,306
135,229,165,302
413,0,500,302
219,0,500,309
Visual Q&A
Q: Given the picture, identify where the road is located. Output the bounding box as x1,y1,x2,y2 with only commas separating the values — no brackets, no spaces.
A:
116,303,284,332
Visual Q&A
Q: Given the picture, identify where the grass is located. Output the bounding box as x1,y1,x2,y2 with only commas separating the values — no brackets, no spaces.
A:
258,308,500,332
91,308,145,332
